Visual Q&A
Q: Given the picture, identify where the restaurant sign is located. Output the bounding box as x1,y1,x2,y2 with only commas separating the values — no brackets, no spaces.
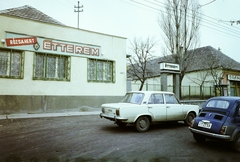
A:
5,33,101,57
228,74,240,81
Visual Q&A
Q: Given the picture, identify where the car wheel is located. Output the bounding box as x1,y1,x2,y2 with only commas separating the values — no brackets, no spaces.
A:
193,133,206,143
116,121,127,127
134,116,150,133
184,112,196,126
231,133,240,152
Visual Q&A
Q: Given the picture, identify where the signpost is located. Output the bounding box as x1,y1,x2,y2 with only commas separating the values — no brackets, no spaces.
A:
159,62,180,99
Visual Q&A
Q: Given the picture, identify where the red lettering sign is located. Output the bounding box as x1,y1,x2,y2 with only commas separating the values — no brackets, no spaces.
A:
6,37,37,46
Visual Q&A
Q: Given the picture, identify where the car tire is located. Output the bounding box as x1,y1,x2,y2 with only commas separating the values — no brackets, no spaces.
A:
116,121,127,127
193,133,206,143
184,112,196,126
231,133,240,152
134,116,150,133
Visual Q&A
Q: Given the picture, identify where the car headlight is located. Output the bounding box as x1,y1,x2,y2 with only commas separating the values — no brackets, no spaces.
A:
220,126,227,135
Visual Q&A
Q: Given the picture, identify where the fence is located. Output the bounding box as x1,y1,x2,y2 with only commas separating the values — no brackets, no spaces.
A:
131,83,214,100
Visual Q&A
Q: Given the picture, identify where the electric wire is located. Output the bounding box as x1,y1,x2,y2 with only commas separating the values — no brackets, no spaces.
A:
198,0,216,8
151,0,240,37
55,0,74,9
52,0,240,40
119,0,240,40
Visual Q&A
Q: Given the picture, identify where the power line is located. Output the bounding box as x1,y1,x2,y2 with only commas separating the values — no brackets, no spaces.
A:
130,0,160,11
55,0,73,9
64,0,75,6
120,0,240,40
198,0,216,8
152,0,240,34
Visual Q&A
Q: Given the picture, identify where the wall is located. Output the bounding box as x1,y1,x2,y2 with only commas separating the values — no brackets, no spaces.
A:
0,15,127,114
182,71,216,87
0,95,123,114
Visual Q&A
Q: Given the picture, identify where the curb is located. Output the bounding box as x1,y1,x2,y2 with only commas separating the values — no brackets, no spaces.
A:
0,111,101,120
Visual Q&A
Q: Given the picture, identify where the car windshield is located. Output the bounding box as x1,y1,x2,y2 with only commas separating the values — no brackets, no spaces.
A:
206,99,230,109
120,93,144,104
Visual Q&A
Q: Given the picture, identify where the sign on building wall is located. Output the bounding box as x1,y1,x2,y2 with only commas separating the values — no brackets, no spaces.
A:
159,62,180,71
4,32,101,57
228,74,240,81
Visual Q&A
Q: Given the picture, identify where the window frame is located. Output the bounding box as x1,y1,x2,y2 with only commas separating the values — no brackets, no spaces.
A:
165,94,180,104
0,49,24,79
87,58,115,83
148,93,164,104
33,53,70,81
206,100,230,109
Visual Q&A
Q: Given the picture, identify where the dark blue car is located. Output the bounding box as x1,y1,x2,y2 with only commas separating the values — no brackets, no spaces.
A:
189,96,240,152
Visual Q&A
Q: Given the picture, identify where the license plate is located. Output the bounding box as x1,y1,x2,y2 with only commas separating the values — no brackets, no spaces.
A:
198,121,212,129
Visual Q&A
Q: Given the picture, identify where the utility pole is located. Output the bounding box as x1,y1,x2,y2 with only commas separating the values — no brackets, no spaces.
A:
74,1,83,29
230,20,240,25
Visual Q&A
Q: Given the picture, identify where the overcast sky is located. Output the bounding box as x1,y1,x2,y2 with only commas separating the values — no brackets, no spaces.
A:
1,0,240,62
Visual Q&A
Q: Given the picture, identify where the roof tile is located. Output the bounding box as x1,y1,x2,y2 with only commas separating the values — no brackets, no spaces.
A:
0,5,65,26
128,46,240,79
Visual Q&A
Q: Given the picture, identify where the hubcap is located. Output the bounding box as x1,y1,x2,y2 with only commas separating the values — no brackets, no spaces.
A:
139,119,147,128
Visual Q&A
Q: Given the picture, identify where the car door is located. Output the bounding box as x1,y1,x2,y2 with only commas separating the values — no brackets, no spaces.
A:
147,93,167,121
164,94,184,121
234,104,240,126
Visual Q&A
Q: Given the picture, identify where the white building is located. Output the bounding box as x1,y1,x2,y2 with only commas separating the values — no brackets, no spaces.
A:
0,6,127,113
129,46,240,98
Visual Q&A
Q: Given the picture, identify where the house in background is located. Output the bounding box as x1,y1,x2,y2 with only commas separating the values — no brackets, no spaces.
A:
129,46,240,98
0,5,127,113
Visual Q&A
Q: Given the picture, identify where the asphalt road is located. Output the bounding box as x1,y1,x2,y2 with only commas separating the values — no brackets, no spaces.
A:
0,115,239,162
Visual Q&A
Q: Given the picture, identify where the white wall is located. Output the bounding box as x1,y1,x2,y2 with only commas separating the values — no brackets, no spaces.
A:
182,71,216,87
0,15,127,96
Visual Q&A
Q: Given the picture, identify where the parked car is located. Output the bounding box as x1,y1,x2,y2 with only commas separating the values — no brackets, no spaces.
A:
100,91,199,132
189,96,240,152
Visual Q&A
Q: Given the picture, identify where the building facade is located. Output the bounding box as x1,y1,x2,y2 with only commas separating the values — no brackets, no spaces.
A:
130,46,240,98
0,6,127,113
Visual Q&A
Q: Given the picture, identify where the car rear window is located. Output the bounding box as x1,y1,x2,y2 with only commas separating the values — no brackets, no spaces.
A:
206,100,230,109
121,93,144,104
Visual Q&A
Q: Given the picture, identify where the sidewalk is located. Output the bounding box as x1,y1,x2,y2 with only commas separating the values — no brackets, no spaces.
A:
0,111,102,120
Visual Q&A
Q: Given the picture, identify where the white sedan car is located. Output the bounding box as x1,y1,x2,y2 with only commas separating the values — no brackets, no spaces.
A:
100,91,199,132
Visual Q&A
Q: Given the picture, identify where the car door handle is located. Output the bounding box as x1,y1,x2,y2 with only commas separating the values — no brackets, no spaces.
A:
166,106,170,108
148,106,152,108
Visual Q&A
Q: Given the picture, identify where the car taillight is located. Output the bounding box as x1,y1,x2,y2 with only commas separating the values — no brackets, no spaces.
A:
190,119,195,127
220,126,227,135
116,109,119,116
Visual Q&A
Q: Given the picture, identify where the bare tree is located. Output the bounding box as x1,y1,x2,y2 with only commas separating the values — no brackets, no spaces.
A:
188,47,236,97
127,37,158,91
158,0,202,97
209,67,224,96
187,70,211,98
186,49,213,98
207,53,226,96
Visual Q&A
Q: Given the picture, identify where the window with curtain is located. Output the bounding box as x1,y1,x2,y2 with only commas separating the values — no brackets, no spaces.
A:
0,49,23,79
34,53,70,81
88,59,115,82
